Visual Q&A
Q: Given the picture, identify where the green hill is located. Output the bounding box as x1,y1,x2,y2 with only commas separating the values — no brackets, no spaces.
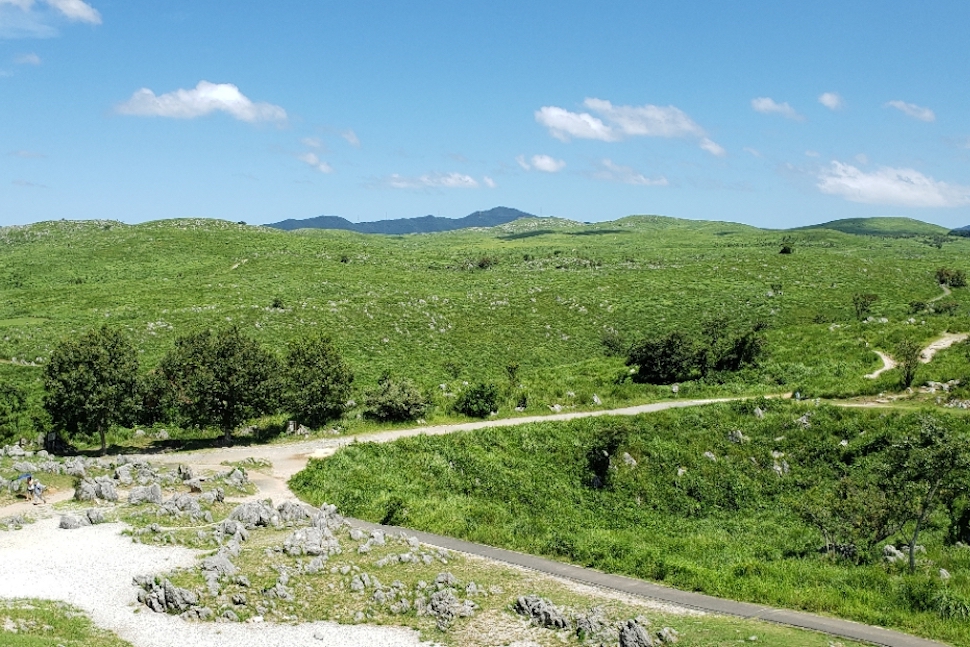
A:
793,216,949,238
0,214,968,436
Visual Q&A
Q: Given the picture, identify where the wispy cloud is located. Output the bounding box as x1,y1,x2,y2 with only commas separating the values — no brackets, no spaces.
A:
751,97,803,121
483,176,496,188
298,152,333,174
12,178,46,187
535,97,724,156
385,172,482,190
341,129,360,147
301,137,322,149
117,81,287,123
886,100,935,122
594,159,668,186
14,52,40,64
0,0,100,38
817,161,970,207
516,154,566,173
818,92,843,110
9,149,44,158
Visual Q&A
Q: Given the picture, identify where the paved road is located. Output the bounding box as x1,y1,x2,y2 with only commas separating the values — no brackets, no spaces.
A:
352,520,948,647
134,394,954,647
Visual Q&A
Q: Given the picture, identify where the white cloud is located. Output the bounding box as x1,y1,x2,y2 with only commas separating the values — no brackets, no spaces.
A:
699,137,726,157
743,147,762,158
805,150,820,158
301,137,322,149
117,81,287,123
0,0,100,30
14,52,39,64
298,152,333,174
517,154,566,173
817,161,970,207
44,0,98,23
483,176,497,188
594,159,668,186
751,97,803,121
341,130,360,147
535,105,617,142
886,100,935,122
854,153,868,165
386,172,481,190
818,92,843,110
536,97,724,156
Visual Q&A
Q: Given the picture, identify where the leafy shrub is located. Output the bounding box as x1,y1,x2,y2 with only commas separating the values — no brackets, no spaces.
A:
626,330,702,384
779,244,794,254
283,335,354,427
908,300,927,314
936,267,967,287
364,373,428,422
933,300,960,315
454,382,499,418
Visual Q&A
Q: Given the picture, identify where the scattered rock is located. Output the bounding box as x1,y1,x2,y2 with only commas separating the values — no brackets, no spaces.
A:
514,595,568,629
134,576,200,614
727,430,747,444
703,451,716,462
621,452,638,467
128,483,163,505
657,627,680,644
228,501,279,528
86,508,106,525
277,500,312,524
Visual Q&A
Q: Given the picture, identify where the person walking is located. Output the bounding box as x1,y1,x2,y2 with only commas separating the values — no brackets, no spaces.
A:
25,475,46,505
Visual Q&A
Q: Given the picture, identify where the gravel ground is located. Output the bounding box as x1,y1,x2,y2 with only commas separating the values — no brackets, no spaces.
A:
0,517,437,647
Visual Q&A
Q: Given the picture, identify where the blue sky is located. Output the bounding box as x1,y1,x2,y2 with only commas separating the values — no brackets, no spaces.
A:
2,1,969,228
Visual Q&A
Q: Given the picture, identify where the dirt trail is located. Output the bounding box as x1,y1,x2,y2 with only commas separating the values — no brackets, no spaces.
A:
927,283,952,303
919,332,968,363
864,331,967,379
864,351,898,379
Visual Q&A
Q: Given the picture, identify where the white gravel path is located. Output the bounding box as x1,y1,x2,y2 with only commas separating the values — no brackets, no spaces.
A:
0,517,436,647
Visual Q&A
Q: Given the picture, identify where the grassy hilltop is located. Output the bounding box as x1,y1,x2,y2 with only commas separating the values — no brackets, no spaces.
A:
0,214,968,431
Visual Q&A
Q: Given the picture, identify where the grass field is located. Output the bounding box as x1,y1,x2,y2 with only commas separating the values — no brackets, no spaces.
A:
0,599,133,647
291,401,970,646
0,215,968,445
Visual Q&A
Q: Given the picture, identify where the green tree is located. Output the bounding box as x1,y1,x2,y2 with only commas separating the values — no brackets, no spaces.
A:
852,293,879,319
895,339,922,388
160,326,281,444
626,330,703,384
0,383,28,440
43,326,140,455
283,335,354,427
880,417,970,572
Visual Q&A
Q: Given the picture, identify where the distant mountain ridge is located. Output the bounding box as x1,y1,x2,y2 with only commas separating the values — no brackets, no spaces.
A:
950,225,970,237
266,207,535,234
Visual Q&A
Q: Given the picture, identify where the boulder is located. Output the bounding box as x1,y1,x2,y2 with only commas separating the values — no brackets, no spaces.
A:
86,508,106,525
59,514,90,530
277,500,312,524
94,476,118,501
129,483,163,505
619,620,654,647
74,479,99,502
228,501,278,529
283,526,341,557
514,595,568,629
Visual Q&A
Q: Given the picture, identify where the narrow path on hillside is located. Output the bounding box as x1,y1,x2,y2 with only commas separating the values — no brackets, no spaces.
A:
919,332,968,363
864,351,898,379
928,284,952,303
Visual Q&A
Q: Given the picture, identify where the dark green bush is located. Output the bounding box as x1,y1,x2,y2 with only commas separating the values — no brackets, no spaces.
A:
454,382,499,418
364,373,428,422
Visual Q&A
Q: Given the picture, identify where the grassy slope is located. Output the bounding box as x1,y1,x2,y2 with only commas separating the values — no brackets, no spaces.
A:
0,215,967,435
794,217,950,237
291,401,970,646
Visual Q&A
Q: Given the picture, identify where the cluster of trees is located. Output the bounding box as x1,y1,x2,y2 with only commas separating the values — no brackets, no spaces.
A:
936,267,967,288
42,326,354,453
625,317,767,385
800,415,970,573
